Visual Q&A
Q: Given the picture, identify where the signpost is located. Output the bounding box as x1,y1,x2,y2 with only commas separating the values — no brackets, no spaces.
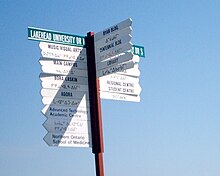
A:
28,18,145,176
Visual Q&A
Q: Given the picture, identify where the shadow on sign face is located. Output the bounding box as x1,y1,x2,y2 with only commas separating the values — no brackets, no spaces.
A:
38,43,92,148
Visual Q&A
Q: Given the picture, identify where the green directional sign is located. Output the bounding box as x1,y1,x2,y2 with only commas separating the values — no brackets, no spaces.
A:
132,45,145,57
28,27,85,47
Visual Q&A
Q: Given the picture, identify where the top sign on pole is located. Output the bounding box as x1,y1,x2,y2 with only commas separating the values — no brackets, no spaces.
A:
28,27,85,47
94,18,132,42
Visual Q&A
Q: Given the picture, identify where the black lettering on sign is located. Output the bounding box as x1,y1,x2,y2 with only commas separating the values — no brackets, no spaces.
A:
61,91,73,97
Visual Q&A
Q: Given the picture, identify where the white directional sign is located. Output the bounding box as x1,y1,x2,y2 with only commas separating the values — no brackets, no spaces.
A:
96,60,135,77
42,104,90,120
95,26,132,49
43,118,91,133
100,91,140,102
95,34,132,62
43,132,91,147
39,42,87,61
100,82,141,95
95,41,132,63
99,73,141,96
42,96,88,106
41,65,87,77
116,64,140,77
96,52,139,71
41,81,89,92
39,58,87,70
39,73,88,85
41,88,89,99
94,18,132,41
94,18,133,63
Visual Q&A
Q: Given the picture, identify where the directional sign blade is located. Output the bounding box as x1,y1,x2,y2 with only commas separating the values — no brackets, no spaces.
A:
43,132,91,147
43,118,91,133
116,64,140,77
95,41,132,63
39,73,88,84
40,46,87,62
95,26,132,48
42,104,90,120
41,65,88,77
100,82,141,95
41,88,89,100
39,42,83,53
94,18,132,41
96,53,139,71
96,60,135,78
42,96,88,106
41,81,89,92
28,27,85,47
39,58,87,70
99,73,141,95
100,91,140,102
95,34,132,61
99,73,139,83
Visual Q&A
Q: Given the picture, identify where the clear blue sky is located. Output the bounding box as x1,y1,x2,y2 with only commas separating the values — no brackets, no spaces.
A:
0,0,220,176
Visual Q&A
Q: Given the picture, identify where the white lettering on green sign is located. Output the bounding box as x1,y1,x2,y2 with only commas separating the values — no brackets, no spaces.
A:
28,27,85,47
132,45,145,57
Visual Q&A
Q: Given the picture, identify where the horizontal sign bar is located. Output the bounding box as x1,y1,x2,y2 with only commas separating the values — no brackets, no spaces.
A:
95,26,132,49
39,42,83,53
116,64,140,77
41,65,88,77
42,104,90,120
39,58,87,70
40,43,87,62
41,95,89,106
95,42,132,62
95,40,132,63
43,132,91,147
28,27,85,46
39,73,88,84
100,82,141,95
96,53,139,71
95,34,132,57
41,51,87,62
100,91,140,102
43,118,91,133
94,18,132,41
96,60,135,78
99,73,139,84
99,73,141,95
41,88,89,99
41,81,89,92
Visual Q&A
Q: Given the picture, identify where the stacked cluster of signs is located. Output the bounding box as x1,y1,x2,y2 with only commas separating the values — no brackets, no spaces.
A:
38,41,92,147
94,18,142,102
28,18,145,148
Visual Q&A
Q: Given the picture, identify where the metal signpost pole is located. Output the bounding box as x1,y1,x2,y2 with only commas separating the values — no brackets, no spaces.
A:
85,32,105,176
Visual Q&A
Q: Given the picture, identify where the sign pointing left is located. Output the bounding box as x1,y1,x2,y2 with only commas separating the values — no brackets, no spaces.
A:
28,27,85,47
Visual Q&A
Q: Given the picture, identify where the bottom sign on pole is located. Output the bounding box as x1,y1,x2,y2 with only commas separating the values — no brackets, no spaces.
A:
44,132,91,147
